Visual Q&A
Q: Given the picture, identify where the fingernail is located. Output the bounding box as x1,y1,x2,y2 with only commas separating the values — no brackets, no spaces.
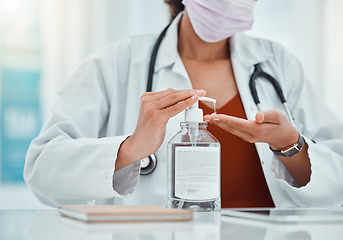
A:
197,90,205,94
192,94,198,99
213,118,220,122
257,112,264,123
205,120,211,123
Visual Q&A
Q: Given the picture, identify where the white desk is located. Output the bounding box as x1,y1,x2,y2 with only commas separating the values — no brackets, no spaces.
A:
1,209,343,240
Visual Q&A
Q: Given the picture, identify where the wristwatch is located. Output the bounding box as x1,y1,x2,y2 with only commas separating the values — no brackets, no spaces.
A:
270,132,304,158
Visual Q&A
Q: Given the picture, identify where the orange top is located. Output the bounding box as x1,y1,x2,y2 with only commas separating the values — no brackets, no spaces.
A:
199,94,275,208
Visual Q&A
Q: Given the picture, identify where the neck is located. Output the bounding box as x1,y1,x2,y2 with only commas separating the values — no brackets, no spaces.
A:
177,10,229,62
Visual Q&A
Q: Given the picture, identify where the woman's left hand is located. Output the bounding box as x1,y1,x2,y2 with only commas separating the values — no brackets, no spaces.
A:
204,110,298,150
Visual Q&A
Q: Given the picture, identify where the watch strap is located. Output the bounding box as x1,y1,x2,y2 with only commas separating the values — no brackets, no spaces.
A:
271,133,303,158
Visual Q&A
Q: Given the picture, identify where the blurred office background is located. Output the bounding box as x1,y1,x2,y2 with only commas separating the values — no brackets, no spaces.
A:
0,0,342,209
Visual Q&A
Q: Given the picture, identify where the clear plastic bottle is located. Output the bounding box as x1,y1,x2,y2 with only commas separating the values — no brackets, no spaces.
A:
167,97,221,212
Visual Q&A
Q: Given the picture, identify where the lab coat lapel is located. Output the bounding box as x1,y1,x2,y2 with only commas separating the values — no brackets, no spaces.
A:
153,12,193,92
154,14,182,73
230,33,286,206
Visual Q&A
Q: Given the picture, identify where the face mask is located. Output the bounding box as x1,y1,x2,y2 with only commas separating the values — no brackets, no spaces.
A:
182,0,257,43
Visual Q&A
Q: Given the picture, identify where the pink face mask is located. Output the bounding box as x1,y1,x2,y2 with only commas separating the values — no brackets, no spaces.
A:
182,0,257,43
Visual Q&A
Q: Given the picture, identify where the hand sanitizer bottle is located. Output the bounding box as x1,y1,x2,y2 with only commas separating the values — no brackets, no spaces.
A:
167,97,221,212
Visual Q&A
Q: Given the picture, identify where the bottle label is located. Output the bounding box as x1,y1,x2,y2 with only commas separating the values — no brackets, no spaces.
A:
175,147,220,200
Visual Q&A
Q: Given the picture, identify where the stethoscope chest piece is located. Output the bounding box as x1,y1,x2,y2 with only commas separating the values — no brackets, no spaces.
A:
140,154,157,175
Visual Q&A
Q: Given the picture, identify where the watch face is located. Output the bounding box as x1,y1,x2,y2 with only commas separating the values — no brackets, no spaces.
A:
270,134,303,158
282,146,301,157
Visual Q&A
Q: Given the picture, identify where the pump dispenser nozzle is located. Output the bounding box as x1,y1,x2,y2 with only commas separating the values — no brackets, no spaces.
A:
185,97,216,122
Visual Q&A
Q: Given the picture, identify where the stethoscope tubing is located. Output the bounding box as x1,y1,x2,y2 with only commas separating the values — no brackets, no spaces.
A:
147,22,172,92
249,64,295,127
140,22,173,175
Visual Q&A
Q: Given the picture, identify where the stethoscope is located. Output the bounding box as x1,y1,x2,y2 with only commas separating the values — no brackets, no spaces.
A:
140,21,295,175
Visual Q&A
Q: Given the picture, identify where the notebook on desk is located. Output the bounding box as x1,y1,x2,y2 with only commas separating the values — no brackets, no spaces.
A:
59,205,193,223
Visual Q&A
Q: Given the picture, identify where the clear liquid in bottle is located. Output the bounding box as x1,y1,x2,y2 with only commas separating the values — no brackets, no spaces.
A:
167,121,221,212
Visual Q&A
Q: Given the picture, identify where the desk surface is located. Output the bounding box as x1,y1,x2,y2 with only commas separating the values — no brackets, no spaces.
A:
1,209,343,240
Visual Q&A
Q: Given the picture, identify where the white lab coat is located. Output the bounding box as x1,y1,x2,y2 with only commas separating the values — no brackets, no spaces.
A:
25,13,343,208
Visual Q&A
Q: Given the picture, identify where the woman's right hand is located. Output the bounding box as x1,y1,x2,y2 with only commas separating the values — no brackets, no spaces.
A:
115,88,206,170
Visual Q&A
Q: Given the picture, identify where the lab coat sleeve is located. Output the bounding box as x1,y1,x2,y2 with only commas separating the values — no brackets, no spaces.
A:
270,43,343,207
24,42,140,207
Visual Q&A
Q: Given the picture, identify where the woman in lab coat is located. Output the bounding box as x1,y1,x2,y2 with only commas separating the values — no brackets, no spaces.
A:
24,0,343,208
